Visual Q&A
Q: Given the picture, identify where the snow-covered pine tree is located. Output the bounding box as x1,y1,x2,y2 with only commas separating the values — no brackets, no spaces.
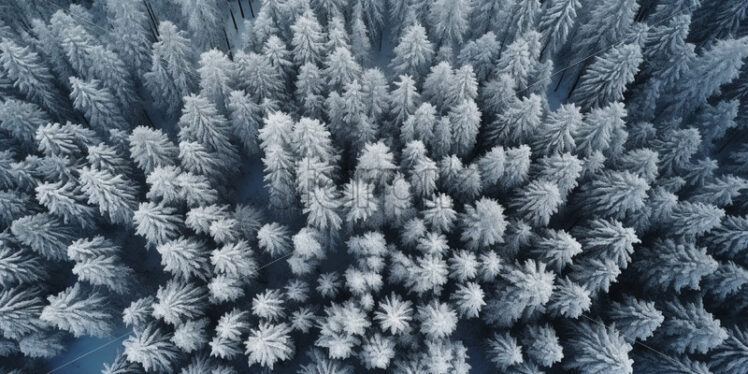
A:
390,23,433,81
537,0,581,59
0,38,69,117
144,21,196,116
123,322,180,373
174,0,223,51
571,43,643,110
564,320,633,374
40,282,114,338
103,0,152,76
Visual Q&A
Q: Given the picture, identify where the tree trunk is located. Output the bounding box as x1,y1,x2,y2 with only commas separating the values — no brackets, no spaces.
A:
247,0,255,18
223,29,234,59
143,0,159,38
554,69,567,91
566,67,584,99
229,7,238,30
237,0,245,18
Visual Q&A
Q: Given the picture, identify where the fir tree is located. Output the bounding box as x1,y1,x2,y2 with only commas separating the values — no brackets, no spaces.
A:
324,47,362,91
60,25,137,112
417,300,458,339
390,23,434,80
608,296,664,343
390,78,422,136
157,237,210,281
153,279,208,326
655,299,728,354
531,229,582,272
653,127,701,176
144,21,196,116
10,213,73,261
245,322,294,369
360,69,389,122
0,286,47,341
575,218,639,269
263,35,294,85
104,0,152,75
291,8,326,66
547,277,591,319
487,332,523,370
537,0,582,58
173,319,210,353
123,323,180,373
294,63,325,118
521,324,563,368
512,181,562,227
211,241,258,280
501,145,532,189
457,32,499,82
710,328,748,374
568,0,638,71
72,252,134,294
0,38,69,117
40,283,114,338
133,202,183,247
707,215,748,260
235,51,285,103
428,0,470,47
449,99,481,158
35,180,97,229
401,102,437,147
667,201,724,238
691,175,748,207
69,77,129,131
704,261,748,301
129,126,179,174
175,0,223,51
484,260,555,327
574,102,627,158
495,32,540,91
0,245,46,288
488,94,543,147
664,37,748,118
198,49,235,111
351,3,372,64
572,44,643,110
564,321,633,374
569,257,621,296
636,239,718,293
579,170,649,219
0,99,49,150
178,94,235,154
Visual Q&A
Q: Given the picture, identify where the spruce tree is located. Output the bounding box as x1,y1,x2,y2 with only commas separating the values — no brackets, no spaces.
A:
175,0,223,50
144,21,196,116
198,50,235,111
564,321,633,374
10,213,74,261
123,323,180,373
40,283,114,338
79,166,139,226
0,38,69,117
129,126,179,174
428,0,471,47
104,0,152,75
390,23,434,81
572,44,643,110
537,0,582,58
291,8,326,66
69,77,129,131
0,99,49,150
